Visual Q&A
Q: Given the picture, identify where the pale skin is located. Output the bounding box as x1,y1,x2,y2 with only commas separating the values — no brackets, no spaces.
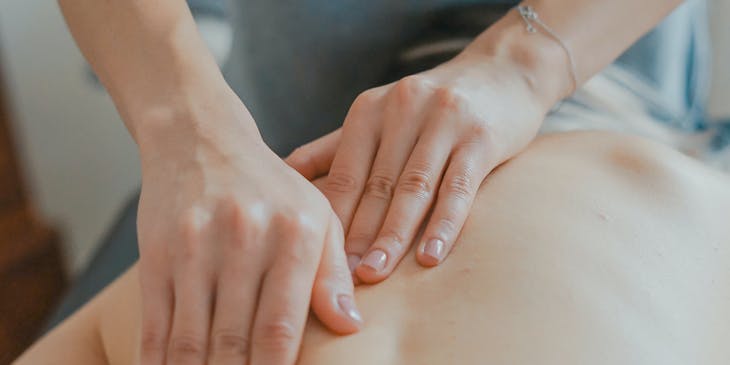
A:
15,131,730,365
56,0,685,364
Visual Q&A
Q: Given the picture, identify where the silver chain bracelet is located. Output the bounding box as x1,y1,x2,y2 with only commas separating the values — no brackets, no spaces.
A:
516,4,579,96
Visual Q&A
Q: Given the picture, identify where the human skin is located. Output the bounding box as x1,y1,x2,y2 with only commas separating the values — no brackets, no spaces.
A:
287,1,686,285
15,131,730,364
56,0,686,362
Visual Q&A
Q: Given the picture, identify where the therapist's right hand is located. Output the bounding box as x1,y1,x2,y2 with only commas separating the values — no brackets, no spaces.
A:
133,95,362,365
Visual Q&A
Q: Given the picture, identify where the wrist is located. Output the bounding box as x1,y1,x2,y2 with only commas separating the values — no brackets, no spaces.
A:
117,66,235,136
133,87,263,170
464,8,575,111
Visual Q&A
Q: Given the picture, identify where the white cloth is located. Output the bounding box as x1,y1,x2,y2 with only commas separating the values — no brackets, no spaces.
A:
540,65,729,172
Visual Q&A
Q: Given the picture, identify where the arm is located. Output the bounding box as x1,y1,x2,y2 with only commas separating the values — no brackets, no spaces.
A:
285,0,686,285
17,131,730,365
467,0,685,107
57,0,239,137
57,2,363,365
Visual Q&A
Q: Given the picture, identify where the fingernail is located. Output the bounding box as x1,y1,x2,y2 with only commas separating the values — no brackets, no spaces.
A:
360,249,387,272
423,238,445,262
347,254,361,273
337,294,363,323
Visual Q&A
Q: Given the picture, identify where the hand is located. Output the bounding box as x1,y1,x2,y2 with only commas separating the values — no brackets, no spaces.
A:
287,50,550,283
134,94,362,365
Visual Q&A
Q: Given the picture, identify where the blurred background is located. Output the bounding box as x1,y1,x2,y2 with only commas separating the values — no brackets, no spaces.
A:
0,0,233,359
0,0,234,276
0,0,728,361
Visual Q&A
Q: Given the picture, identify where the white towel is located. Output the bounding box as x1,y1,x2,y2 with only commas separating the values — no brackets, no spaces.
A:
539,65,729,172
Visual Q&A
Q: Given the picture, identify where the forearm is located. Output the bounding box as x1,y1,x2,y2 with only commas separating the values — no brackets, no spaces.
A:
466,0,684,109
57,0,256,143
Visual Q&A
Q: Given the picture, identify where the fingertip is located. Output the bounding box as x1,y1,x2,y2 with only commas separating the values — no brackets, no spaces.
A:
311,285,363,335
417,253,441,267
355,245,397,284
337,294,364,329
417,238,445,267
354,263,389,284
312,214,364,334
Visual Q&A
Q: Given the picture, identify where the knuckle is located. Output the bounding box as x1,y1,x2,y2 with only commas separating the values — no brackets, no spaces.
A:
224,201,245,228
377,229,405,250
356,89,380,105
247,205,271,229
280,245,309,268
468,123,494,145
433,86,465,112
178,238,199,261
350,90,380,115
393,75,429,103
433,217,458,238
178,209,204,242
272,212,319,266
255,319,298,352
400,74,429,90
139,326,166,356
169,333,206,360
364,172,396,200
227,204,267,246
274,211,317,238
397,167,433,199
444,173,474,200
175,206,218,259
347,231,375,245
346,231,376,253
280,234,317,267
211,329,250,357
324,169,360,194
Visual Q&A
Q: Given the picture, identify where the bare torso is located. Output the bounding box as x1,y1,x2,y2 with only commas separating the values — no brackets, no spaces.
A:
16,131,730,365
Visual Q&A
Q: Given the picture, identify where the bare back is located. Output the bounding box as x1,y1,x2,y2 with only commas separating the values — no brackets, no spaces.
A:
15,132,730,365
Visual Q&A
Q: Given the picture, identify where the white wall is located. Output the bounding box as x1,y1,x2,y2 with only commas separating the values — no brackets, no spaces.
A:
0,0,728,275
0,0,141,274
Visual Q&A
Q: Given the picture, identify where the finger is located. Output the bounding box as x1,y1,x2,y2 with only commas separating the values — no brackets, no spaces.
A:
323,90,385,232
166,258,214,365
208,223,266,365
285,129,342,180
355,121,454,283
416,142,489,267
344,79,431,269
311,213,363,334
138,259,173,365
344,116,419,270
250,220,322,365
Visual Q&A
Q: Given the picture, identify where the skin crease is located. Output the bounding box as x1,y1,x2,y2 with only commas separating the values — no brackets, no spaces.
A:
56,0,685,364
14,132,730,365
285,1,684,286
286,52,547,285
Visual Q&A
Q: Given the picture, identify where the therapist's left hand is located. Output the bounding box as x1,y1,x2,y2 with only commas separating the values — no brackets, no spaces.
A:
286,49,554,283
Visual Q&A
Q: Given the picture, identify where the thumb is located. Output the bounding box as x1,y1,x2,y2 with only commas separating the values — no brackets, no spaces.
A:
285,128,341,180
311,213,363,334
